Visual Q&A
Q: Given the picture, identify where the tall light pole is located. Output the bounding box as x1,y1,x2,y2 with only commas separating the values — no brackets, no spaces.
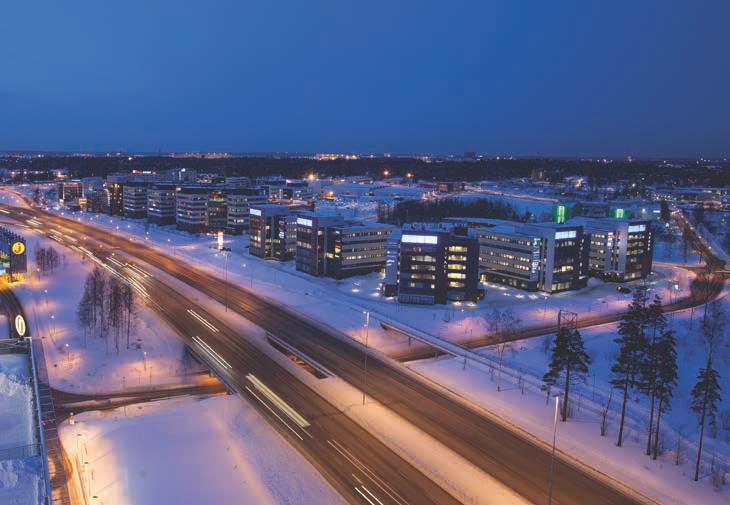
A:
548,395,560,505
362,310,370,406
218,245,231,312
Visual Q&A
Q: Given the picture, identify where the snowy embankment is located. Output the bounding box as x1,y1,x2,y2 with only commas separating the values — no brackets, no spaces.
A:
408,293,730,505
8,228,209,395
60,395,345,505
0,353,43,505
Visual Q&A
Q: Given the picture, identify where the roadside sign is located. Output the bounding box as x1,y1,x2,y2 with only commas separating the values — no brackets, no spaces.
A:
11,241,25,255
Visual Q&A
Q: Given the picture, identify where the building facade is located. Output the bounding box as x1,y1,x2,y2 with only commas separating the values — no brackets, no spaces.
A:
122,181,148,218
226,188,268,234
176,186,209,233
147,183,177,225
392,224,480,305
248,204,297,260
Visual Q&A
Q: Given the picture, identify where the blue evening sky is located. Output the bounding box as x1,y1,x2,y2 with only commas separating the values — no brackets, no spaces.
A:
1,1,728,157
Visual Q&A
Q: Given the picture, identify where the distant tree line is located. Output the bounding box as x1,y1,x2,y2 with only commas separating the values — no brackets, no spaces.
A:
77,267,138,353
3,154,729,186
384,198,525,225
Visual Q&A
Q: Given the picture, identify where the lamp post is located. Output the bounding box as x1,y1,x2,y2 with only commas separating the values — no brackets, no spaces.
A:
362,311,370,406
548,395,560,505
220,247,231,311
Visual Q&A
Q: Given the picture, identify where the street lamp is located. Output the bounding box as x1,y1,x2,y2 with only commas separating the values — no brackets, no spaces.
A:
548,395,560,505
362,311,370,406
219,247,231,311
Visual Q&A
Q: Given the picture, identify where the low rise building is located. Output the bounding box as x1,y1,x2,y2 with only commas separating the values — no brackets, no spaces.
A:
249,204,297,260
176,186,209,233
572,217,654,282
147,183,177,225
123,181,148,218
226,188,268,234
294,213,394,278
386,223,481,305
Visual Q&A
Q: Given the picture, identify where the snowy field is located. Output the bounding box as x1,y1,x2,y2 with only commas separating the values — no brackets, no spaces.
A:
60,395,345,505
12,229,207,395
0,353,44,505
408,294,730,504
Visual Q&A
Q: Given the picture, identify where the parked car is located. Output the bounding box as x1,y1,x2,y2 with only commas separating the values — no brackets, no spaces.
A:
616,286,631,294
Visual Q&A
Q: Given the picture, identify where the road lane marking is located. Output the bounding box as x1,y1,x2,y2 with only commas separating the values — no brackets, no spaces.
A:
245,373,310,430
355,487,378,505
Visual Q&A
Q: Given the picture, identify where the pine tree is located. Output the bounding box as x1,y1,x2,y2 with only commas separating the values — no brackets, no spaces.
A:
651,328,678,460
639,294,666,456
543,327,591,422
691,363,722,481
610,286,649,447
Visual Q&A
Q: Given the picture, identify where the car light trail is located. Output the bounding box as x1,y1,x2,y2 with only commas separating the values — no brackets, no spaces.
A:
245,373,310,429
192,335,232,370
186,309,219,332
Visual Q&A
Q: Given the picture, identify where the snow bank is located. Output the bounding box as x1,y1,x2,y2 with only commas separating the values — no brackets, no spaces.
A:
59,395,345,505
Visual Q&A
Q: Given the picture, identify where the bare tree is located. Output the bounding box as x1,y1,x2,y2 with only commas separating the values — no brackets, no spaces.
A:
120,282,137,349
107,275,123,355
77,276,94,348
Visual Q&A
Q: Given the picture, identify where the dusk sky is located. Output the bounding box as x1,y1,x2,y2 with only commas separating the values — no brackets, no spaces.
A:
2,1,728,157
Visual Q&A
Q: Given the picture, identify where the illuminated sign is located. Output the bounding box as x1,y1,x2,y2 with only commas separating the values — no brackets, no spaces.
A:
297,218,313,227
555,205,567,224
11,242,25,255
249,208,262,216
402,234,438,244
555,230,577,240
613,208,626,219
217,231,224,250
628,224,646,233
14,315,26,337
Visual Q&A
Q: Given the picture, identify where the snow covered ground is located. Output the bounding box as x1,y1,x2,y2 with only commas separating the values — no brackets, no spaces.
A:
59,395,345,505
407,292,730,504
12,229,207,395
0,353,44,505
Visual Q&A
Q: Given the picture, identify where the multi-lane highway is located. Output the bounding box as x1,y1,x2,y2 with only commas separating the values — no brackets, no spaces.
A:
3,199,651,505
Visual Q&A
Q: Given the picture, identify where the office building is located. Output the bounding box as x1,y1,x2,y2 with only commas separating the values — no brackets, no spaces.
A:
249,204,297,260
206,190,228,232
573,217,654,282
123,181,148,218
323,221,395,279
104,182,124,216
176,186,209,233
294,213,393,278
147,183,177,225
226,188,268,234
385,223,480,305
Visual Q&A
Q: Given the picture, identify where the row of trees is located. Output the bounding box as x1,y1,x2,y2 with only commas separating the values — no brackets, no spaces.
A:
77,267,138,354
543,286,724,482
35,246,60,275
